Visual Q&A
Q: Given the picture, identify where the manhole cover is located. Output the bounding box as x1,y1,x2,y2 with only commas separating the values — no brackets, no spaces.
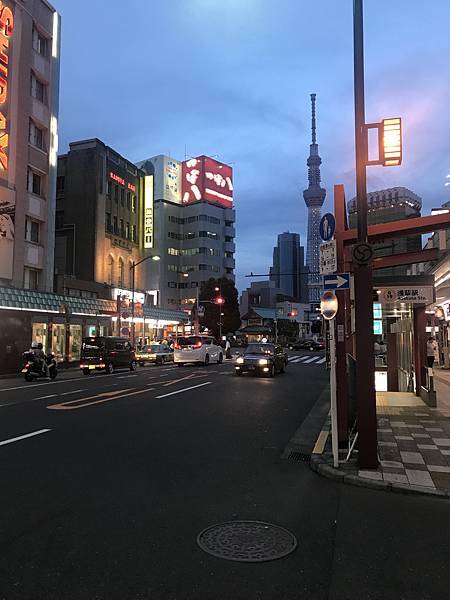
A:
196,520,298,562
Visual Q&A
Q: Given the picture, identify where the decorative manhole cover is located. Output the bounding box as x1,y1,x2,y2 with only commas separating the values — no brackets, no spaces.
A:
196,520,298,562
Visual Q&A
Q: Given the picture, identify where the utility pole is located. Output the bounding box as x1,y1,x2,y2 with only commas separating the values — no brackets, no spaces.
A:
352,0,378,468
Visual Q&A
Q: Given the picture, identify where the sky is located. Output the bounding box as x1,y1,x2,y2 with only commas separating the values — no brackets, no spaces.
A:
53,0,450,291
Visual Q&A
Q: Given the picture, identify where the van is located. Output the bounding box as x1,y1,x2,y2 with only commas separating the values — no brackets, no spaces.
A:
173,335,223,366
80,336,137,375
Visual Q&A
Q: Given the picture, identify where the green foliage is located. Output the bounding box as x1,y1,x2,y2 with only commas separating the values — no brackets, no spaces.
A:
199,277,241,338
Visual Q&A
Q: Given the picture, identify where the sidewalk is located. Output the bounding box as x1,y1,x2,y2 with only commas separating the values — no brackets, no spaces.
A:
433,367,450,416
311,391,450,498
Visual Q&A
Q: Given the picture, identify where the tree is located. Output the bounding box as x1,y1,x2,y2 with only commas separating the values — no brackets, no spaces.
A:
199,277,241,339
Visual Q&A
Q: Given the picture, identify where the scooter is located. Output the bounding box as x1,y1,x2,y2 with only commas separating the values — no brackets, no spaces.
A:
22,351,58,382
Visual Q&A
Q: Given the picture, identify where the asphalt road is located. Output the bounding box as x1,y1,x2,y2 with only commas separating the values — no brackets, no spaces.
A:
0,353,449,600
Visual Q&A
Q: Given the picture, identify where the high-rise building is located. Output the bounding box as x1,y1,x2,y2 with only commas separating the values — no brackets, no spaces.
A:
0,0,61,292
303,93,326,303
269,231,308,303
138,155,236,310
348,186,422,276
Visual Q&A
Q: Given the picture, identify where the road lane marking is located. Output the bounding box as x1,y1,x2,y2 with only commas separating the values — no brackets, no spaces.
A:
156,381,212,399
316,357,326,364
33,394,57,400
117,375,138,379
60,389,86,396
47,389,131,410
303,357,320,364
0,429,51,447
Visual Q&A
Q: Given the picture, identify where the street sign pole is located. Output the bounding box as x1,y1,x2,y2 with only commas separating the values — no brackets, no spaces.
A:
329,316,338,468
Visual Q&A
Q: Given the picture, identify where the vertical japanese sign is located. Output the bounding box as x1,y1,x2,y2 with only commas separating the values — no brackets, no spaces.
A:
143,175,153,249
0,3,15,280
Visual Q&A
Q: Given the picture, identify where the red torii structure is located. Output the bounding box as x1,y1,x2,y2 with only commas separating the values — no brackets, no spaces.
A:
333,184,450,446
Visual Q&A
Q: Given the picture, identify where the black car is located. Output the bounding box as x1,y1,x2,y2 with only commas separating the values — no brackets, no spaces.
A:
235,343,288,377
80,336,137,375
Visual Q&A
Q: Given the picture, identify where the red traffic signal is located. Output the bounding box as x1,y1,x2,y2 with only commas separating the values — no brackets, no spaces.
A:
214,296,225,305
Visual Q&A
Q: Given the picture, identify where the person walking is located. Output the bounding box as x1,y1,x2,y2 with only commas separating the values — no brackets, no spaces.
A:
426,337,438,368
225,338,232,360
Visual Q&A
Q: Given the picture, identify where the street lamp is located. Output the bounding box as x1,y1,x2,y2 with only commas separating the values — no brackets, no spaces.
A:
130,254,160,346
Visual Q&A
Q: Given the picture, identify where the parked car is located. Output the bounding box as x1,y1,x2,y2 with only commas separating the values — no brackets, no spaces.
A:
287,339,313,350
80,336,137,375
173,335,223,366
235,343,287,377
136,344,174,366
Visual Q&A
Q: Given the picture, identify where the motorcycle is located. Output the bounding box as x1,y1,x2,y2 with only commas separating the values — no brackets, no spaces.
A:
22,351,58,382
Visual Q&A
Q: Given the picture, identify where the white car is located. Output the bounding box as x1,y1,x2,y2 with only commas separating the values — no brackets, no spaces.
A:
173,335,223,366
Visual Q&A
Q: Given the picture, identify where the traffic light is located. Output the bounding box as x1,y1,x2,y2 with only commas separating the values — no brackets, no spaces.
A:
214,296,225,305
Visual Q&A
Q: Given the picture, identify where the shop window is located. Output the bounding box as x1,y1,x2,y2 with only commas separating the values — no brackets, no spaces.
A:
69,325,82,361
25,218,40,243
51,324,65,362
32,323,47,352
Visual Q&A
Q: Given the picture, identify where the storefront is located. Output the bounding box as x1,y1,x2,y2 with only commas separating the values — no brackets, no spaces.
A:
430,254,450,368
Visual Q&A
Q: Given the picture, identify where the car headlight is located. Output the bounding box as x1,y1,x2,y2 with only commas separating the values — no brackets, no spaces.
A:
236,357,244,364
258,358,268,365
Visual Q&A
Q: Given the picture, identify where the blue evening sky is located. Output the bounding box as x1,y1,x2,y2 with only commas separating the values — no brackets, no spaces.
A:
54,0,450,291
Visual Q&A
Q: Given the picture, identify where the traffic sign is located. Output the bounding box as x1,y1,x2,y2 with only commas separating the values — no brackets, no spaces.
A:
319,240,337,275
319,213,336,241
323,273,350,291
320,291,338,320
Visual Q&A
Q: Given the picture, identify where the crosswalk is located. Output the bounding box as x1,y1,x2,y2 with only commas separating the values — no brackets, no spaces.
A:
288,355,326,365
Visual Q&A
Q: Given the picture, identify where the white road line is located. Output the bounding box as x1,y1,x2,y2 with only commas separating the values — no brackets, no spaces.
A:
316,357,326,364
0,429,51,447
117,375,138,379
60,389,86,396
155,381,212,399
303,356,320,364
33,394,57,400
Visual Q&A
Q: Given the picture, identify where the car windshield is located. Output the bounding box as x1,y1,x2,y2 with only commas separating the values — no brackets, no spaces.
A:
245,344,275,355
141,345,160,353
177,336,201,347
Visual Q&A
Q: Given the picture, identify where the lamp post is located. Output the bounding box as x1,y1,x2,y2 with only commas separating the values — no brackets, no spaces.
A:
130,254,160,347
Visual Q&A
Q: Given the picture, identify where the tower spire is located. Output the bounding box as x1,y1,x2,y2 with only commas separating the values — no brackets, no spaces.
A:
311,93,316,145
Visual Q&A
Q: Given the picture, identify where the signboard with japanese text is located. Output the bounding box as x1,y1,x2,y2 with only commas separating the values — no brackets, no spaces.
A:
319,240,337,275
182,155,233,208
379,287,434,306
144,175,154,248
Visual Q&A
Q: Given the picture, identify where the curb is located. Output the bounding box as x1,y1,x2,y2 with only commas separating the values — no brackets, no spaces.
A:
310,454,450,500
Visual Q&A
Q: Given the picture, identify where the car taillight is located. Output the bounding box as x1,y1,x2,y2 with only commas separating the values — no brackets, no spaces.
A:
193,342,202,348
174,343,181,350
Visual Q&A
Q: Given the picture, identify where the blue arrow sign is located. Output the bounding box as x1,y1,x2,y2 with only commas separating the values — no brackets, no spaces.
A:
319,213,336,241
323,272,350,290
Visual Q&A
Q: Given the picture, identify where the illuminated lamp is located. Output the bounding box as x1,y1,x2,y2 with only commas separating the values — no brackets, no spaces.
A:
364,117,402,167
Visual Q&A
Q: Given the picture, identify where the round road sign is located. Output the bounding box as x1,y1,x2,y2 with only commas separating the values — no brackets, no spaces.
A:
319,213,336,242
352,242,373,265
320,290,338,320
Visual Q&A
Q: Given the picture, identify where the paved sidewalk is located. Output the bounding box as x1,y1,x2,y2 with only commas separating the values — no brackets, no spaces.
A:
311,392,450,498
434,367,450,415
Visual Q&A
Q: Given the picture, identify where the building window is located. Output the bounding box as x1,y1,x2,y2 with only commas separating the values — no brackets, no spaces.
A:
126,191,131,211
24,268,40,290
132,224,137,243
225,251,233,258
114,185,119,203
125,222,130,240
225,220,234,227
27,168,42,196
120,219,124,238
168,282,177,288
32,28,49,57
199,231,219,240
226,268,233,274
120,188,125,207
30,73,46,104
106,213,112,233
225,236,233,242
118,258,124,287
113,216,118,234
29,120,46,151
56,176,65,193
55,211,64,229
107,255,114,285
168,247,180,256
25,218,40,243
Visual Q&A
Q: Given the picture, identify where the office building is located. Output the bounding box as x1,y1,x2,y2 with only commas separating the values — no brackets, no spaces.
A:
0,0,60,292
303,93,326,303
348,186,422,276
137,154,236,310
270,231,308,303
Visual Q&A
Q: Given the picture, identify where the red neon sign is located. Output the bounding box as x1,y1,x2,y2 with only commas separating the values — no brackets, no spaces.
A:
0,3,14,172
110,171,125,186
127,182,136,193
181,156,233,208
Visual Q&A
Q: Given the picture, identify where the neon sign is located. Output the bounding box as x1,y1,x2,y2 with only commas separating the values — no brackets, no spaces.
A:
0,2,14,172
127,182,136,193
110,171,125,186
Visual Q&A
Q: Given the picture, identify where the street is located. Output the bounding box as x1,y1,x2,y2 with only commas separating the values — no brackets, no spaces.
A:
0,355,449,600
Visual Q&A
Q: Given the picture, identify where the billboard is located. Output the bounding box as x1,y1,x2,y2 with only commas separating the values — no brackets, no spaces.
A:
141,155,182,204
182,155,233,208
144,175,154,248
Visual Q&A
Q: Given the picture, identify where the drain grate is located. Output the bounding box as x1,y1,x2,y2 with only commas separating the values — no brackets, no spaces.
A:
286,451,310,462
197,520,297,563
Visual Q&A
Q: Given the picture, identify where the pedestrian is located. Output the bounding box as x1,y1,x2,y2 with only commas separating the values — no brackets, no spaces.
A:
225,338,232,359
374,339,381,355
426,336,438,368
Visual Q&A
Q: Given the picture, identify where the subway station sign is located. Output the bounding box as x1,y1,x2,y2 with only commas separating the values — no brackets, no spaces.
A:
378,286,434,306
